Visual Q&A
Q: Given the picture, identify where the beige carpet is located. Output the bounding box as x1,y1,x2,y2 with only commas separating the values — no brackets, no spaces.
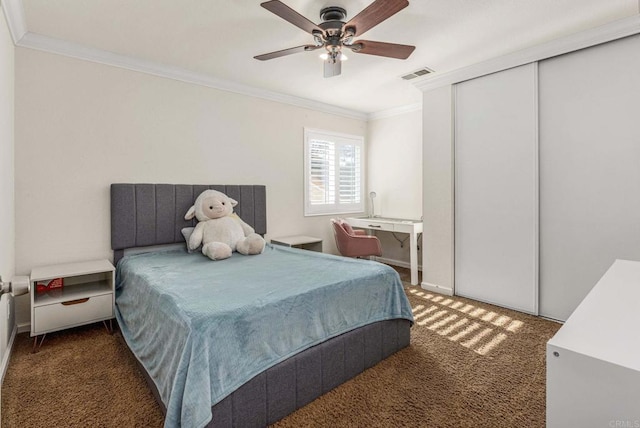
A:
2,284,560,428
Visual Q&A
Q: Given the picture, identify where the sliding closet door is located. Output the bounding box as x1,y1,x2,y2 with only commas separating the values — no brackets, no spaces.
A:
455,63,538,314
539,34,640,321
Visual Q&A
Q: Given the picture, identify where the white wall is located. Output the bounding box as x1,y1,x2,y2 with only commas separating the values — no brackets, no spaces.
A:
367,109,422,266
14,48,366,326
421,86,454,295
0,3,16,383
0,4,15,285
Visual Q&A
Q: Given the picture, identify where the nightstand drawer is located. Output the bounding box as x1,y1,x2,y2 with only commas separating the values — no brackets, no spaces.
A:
33,293,113,334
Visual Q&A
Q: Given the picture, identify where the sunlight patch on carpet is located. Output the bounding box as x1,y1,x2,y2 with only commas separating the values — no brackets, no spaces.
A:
475,333,508,356
437,318,469,336
408,287,526,356
461,327,493,348
449,322,481,341
481,311,497,322
415,306,438,319
417,310,448,326
506,320,524,333
426,314,458,331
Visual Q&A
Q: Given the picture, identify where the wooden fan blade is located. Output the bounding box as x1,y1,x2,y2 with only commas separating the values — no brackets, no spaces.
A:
350,40,415,59
342,0,409,37
254,45,320,61
261,1,323,35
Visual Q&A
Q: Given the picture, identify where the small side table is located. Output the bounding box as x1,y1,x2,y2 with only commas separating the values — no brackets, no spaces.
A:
271,235,323,252
30,259,115,352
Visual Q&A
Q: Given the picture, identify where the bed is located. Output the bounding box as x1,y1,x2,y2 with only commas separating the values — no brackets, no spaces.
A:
111,183,414,428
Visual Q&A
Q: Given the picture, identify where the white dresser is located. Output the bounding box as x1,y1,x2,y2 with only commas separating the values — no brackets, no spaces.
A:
546,259,640,427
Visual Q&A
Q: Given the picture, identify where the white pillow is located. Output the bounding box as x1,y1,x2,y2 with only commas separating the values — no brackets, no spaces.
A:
181,227,201,253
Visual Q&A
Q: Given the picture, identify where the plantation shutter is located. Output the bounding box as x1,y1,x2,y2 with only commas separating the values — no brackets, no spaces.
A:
304,129,364,216
308,139,336,206
338,143,361,204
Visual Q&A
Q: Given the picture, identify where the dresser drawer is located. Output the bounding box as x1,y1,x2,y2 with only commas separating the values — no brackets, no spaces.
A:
33,293,113,334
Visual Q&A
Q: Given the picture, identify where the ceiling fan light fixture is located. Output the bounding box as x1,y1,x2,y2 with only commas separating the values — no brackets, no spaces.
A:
319,52,348,61
324,55,342,77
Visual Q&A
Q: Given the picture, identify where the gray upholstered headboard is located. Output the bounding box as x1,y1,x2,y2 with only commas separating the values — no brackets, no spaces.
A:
111,184,267,264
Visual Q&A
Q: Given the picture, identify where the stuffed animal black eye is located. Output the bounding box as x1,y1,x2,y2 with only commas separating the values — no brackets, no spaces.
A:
209,206,213,209
222,202,225,205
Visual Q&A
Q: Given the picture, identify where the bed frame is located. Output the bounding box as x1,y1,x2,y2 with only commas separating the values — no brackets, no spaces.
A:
111,184,267,265
110,183,411,427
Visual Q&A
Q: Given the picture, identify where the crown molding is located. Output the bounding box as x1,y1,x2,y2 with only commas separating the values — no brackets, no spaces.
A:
413,14,640,92
368,102,422,121
5,2,638,121
17,32,369,121
2,0,422,121
3,0,418,122
1,0,26,44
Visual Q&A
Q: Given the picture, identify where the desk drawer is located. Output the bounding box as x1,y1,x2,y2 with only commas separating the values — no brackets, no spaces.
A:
33,293,113,334
356,220,394,232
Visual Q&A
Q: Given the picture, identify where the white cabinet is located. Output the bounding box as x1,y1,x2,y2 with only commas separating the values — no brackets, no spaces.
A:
547,260,640,427
30,259,115,348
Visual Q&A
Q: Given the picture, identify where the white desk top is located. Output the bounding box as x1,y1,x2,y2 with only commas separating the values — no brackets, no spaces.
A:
351,216,422,224
346,216,423,234
547,259,640,371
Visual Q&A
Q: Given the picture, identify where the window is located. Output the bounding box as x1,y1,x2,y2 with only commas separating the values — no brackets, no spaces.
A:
304,128,364,216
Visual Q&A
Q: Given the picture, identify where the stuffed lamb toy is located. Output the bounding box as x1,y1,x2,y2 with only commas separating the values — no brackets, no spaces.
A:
184,189,265,260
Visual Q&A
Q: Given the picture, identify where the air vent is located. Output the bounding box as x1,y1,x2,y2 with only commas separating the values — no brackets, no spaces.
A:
401,67,434,80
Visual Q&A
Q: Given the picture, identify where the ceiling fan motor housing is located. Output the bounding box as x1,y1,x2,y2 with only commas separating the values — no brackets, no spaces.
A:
319,6,346,36
320,6,346,22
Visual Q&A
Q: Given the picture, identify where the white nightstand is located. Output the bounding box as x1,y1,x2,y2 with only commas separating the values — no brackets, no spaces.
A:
30,259,115,352
271,235,323,252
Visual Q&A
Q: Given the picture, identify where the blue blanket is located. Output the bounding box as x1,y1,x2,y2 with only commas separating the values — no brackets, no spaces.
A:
115,244,414,428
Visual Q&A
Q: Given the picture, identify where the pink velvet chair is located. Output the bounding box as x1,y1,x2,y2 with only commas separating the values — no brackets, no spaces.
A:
331,218,382,258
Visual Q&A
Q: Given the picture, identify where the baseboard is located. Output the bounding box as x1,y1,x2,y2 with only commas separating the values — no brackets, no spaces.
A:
374,257,422,271
420,281,454,296
17,322,30,334
1,325,17,385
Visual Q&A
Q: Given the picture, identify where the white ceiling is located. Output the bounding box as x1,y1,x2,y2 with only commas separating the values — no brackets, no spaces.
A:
13,0,640,115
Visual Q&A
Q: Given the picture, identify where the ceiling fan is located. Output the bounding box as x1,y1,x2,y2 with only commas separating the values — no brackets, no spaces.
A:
254,0,415,77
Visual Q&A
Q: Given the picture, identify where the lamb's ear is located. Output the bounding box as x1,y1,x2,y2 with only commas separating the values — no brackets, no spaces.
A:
229,198,238,207
184,206,196,220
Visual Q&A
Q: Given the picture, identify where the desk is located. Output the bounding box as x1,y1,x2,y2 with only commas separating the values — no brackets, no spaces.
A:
346,217,422,285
